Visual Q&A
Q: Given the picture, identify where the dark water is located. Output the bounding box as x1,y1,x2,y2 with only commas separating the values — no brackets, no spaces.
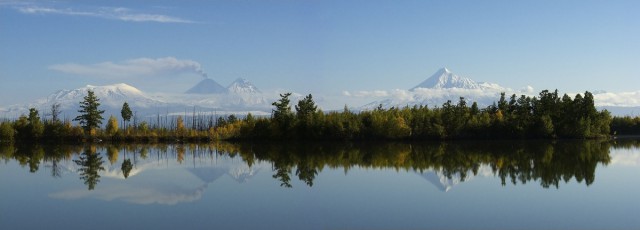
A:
1,140,640,229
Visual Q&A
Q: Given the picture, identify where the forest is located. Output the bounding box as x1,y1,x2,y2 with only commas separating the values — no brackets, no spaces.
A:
0,89,634,143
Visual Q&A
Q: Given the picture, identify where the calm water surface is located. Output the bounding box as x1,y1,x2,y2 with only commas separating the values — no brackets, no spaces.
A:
1,140,640,229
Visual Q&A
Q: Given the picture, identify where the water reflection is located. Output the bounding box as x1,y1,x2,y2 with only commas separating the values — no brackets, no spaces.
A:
73,146,105,190
2,140,639,200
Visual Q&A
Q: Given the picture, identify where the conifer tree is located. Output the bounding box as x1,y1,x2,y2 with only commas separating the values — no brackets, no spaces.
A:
272,93,293,124
121,102,132,129
74,90,105,133
295,94,317,122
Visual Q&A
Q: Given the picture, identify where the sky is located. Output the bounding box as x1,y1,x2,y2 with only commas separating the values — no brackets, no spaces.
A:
1,0,639,107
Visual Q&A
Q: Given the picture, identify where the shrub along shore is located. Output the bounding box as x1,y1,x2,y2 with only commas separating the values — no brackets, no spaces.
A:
1,89,634,144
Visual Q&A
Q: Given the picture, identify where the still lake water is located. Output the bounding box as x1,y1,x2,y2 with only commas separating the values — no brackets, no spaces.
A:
1,140,640,229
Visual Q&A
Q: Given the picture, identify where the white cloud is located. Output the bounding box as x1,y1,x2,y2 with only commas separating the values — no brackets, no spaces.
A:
593,91,640,107
520,85,535,94
50,57,207,79
16,5,194,23
346,85,640,110
352,87,519,110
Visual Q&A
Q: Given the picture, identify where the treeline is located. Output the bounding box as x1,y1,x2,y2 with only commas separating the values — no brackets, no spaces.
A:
611,116,640,135
0,89,618,142
222,90,612,140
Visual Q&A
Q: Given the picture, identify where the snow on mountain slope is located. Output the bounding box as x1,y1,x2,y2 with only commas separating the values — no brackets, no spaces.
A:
411,67,481,90
227,78,261,94
363,68,509,109
0,80,278,119
0,83,170,119
42,83,163,108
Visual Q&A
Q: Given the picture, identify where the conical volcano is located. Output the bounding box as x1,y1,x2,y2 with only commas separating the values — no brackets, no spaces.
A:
185,78,228,94
411,67,480,90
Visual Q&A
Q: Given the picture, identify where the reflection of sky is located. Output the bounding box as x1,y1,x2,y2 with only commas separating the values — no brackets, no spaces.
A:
609,148,640,166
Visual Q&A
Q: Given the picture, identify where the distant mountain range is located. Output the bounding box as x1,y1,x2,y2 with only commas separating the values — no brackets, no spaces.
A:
1,68,638,119
361,67,640,115
185,77,262,94
0,78,270,119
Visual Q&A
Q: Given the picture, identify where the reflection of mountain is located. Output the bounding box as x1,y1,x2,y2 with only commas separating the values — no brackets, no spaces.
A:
49,152,267,205
418,166,494,192
419,171,461,192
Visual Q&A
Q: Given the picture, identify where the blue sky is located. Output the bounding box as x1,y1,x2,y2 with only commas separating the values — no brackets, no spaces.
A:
1,0,639,106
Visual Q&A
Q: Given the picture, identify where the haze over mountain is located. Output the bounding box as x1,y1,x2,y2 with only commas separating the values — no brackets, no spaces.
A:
185,78,228,94
228,78,261,94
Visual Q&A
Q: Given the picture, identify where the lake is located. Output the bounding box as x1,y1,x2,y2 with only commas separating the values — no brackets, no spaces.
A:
1,140,640,229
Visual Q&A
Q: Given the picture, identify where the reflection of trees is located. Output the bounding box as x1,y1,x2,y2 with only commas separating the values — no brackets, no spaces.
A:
272,160,292,188
121,159,133,178
220,140,613,189
296,159,317,187
73,146,105,190
0,139,630,189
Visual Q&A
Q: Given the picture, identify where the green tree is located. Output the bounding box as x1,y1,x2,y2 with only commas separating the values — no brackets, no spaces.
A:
294,94,318,138
295,94,317,121
121,102,132,130
27,108,44,139
272,93,294,136
0,121,14,142
74,90,105,134
272,93,293,123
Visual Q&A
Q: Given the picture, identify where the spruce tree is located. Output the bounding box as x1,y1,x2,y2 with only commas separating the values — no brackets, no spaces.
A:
74,90,105,133
272,93,293,124
295,94,317,122
121,102,132,129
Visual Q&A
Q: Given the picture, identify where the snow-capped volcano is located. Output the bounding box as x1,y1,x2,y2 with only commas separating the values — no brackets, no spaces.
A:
361,68,509,110
411,67,481,90
43,84,165,117
42,83,162,108
0,83,168,119
185,78,228,94
227,78,261,94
